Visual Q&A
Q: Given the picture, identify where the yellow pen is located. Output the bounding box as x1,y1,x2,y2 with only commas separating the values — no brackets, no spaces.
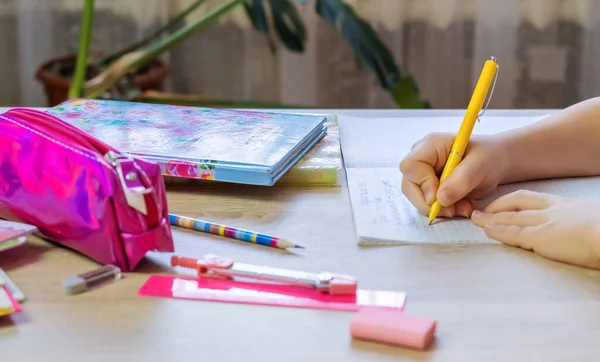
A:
428,56,499,224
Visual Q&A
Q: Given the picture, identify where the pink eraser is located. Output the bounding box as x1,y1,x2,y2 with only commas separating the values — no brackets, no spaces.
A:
349,307,436,350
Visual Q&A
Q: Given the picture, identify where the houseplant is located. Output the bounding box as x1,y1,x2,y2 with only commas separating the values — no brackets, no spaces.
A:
37,0,430,109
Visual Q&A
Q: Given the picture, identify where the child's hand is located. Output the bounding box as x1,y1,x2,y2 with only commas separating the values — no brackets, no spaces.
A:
471,190,600,269
399,132,510,218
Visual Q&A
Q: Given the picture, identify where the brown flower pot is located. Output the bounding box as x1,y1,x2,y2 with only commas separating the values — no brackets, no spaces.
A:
35,54,169,106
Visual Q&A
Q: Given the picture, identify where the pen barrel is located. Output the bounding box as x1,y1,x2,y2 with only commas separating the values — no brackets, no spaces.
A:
468,59,497,110
439,152,463,182
429,57,497,224
224,263,319,289
453,59,498,154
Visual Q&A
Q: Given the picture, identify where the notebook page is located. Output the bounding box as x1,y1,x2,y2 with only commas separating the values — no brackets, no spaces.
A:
338,115,550,168
346,167,492,244
346,167,600,245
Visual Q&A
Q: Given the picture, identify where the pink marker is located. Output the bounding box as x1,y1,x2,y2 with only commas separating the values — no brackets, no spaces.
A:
171,254,358,295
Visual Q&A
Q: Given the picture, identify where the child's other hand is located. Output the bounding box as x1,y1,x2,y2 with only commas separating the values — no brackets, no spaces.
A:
471,190,600,269
399,133,509,218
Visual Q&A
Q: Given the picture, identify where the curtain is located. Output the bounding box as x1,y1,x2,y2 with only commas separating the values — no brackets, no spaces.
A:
5,0,600,109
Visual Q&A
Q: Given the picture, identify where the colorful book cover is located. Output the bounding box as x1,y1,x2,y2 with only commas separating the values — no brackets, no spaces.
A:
46,99,327,186
163,115,342,187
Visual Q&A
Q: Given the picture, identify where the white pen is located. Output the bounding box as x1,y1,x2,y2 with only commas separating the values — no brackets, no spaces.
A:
171,254,358,295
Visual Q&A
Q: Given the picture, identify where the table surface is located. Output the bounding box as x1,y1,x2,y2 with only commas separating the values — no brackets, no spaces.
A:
2,109,600,362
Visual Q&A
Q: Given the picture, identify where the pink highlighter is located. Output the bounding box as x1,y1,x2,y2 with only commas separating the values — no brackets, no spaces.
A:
349,307,437,350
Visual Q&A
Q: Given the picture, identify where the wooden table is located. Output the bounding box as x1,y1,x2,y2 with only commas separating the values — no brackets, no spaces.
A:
2,110,600,361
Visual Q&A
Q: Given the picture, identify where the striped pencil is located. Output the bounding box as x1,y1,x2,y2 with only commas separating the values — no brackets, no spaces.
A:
168,213,305,250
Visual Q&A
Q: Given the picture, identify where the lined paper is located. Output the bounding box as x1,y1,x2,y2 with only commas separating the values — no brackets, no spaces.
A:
346,167,600,245
346,167,493,244
339,114,600,245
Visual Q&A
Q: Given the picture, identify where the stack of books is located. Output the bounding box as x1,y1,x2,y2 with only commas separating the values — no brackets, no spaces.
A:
47,99,339,187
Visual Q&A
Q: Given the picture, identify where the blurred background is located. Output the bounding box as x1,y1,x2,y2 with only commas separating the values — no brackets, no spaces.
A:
3,0,600,109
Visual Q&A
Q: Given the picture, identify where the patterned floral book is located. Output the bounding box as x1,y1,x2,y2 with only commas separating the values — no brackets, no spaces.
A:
163,116,343,187
47,99,327,186
165,114,344,187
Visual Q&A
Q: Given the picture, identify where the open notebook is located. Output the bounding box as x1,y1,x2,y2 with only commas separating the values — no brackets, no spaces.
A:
338,113,600,245
47,99,328,186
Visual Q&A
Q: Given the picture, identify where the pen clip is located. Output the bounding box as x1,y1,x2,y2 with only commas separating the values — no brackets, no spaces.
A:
477,59,499,122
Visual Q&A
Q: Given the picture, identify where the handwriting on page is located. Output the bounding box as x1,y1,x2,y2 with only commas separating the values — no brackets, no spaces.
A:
346,167,495,244
346,167,600,245
355,178,419,228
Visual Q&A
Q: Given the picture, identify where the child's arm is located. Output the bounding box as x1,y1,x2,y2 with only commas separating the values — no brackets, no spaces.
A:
499,97,600,183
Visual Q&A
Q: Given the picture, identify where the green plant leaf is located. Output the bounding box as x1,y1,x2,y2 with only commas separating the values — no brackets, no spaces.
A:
131,0,246,70
389,75,432,109
85,0,246,97
96,0,207,68
314,0,340,24
315,0,400,88
245,0,306,52
83,0,430,109
244,0,270,32
314,0,430,108
68,0,95,99
268,0,306,51
243,0,277,51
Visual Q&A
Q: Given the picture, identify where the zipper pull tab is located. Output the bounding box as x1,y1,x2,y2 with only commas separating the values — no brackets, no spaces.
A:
105,151,151,215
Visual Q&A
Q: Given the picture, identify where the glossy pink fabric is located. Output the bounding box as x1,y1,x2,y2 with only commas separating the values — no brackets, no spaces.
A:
0,108,174,271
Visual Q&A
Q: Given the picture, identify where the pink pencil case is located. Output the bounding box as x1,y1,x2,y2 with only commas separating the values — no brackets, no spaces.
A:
0,107,174,271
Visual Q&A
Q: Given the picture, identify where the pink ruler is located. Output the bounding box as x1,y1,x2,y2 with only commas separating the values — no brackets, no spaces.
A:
138,275,407,312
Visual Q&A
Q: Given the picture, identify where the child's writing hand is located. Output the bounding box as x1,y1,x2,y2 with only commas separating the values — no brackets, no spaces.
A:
399,132,510,218
471,190,600,269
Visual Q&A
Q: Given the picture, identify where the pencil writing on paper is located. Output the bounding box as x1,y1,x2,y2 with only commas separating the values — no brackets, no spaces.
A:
355,178,419,228
346,166,600,245
346,167,494,244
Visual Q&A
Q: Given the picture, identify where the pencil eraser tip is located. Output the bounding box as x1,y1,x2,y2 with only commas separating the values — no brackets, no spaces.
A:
350,307,437,350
